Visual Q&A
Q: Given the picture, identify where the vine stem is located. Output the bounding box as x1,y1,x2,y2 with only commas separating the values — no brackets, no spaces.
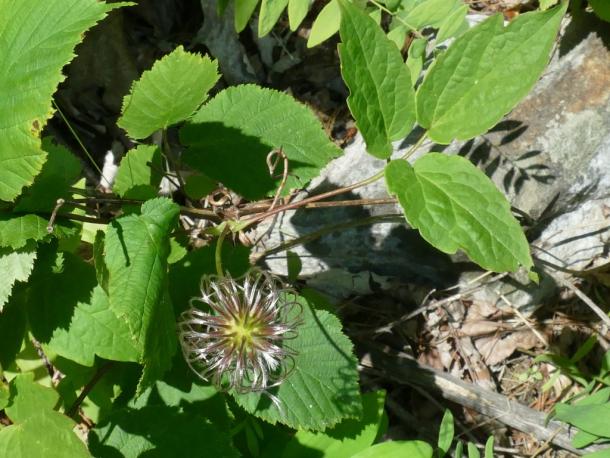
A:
67,362,114,418
238,133,427,230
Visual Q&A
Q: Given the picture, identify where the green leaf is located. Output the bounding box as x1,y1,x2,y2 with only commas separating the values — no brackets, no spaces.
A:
282,390,387,457
289,0,310,30
0,214,50,249
0,0,127,202
338,0,415,159
385,155,534,274
233,295,362,431
436,4,469,43
540,0,559,9
555,403,610,438
398,0,463,31
0,244,36,311
406,38,427,85
89,405,239,457
484,436,494,458
572,428,599,448
0,292,27,369
437,409,454,458
467,442,480,458
590,0,610,21
259,0,289,36
235,0,260,32
416,3,567,143
0,410,90,458
308,0,341,47
181,85,341,199
14,140,81,212
46,285,140,366
184,173,216,200
118,46,219,139
113,144,162,198
352,441,434,458
105,198,180,390
0,382,8,410
5,373,58,423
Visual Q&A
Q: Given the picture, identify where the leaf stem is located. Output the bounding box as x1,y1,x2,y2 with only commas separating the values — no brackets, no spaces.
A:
215,224,228,277
369,0,424,39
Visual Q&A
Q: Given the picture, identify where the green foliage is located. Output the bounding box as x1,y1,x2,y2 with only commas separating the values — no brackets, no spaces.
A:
113,144,163,199
352,440,434,458
0,215,53,250
14,140,81,213
590,0,610,21
118,46,219,139
282,390,387,457
338,0,415,159
234,295,362,431
0,244,36,311
385,154,534,276
437,409,454,458
0,0,127,202
416,3,566,143
105,198,180,391
181,84,341,199
308,0,341,47
0,373,89,458
259,0,290,36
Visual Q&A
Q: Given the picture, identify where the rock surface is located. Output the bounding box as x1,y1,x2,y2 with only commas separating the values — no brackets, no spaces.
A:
253,12,610,308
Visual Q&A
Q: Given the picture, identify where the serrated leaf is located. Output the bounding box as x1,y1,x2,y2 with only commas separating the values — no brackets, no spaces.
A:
259,0,289,36
385,154,533,274
233,295,361,431
235,0,260,32
308,0,341,47
0,0,127,202
181,85,341,199
0,410,90,458
105,198,180,390
118,46,219,139
289,0,311,30
113,144,162,198
0,215,50,249
0,245,36,312
282,390,386,457
89,405,239,458
338,0,415,159
416,3,566,143
352,440,433,458
14,139,81,212
184,173,216,200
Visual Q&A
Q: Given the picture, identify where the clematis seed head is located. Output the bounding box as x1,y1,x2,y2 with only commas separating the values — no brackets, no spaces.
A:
178,268,301,394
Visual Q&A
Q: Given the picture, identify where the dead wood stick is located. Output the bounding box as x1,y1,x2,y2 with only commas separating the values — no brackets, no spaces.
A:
359,345,605,455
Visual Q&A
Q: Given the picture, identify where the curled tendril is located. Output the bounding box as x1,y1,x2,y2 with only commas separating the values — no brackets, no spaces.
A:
178,268,302,396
